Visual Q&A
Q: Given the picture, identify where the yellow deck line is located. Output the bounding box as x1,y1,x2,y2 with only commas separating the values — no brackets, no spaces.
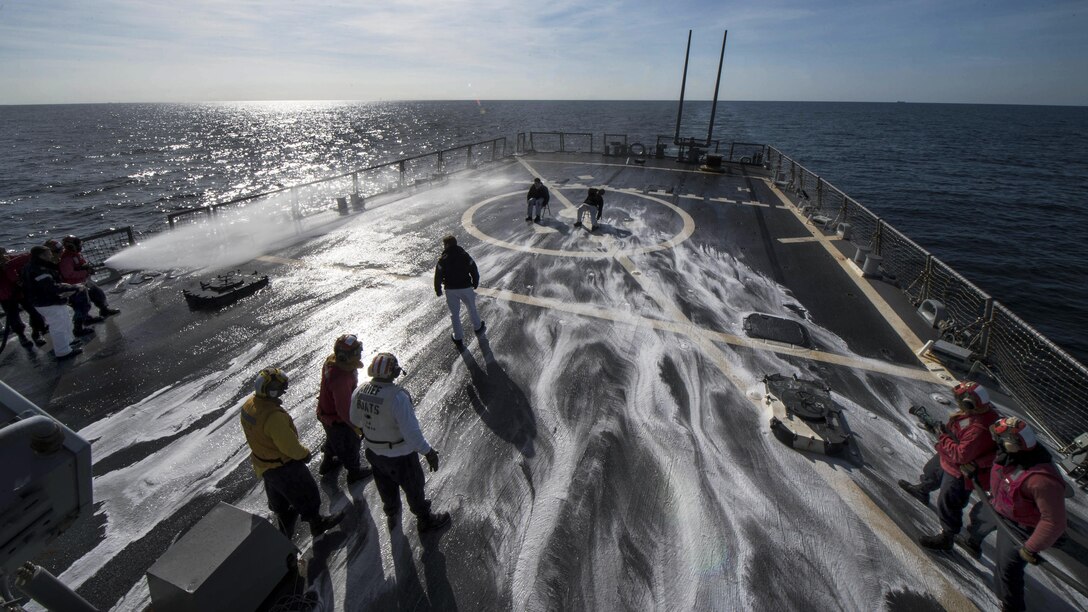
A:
776,236,828,244
763,180,954,382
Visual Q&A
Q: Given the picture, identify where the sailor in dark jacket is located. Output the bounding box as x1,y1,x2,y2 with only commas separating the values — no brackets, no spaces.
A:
0,248,48,347
433,235,484,346
21,246,83,359
526,177,550,223
574,187,604,229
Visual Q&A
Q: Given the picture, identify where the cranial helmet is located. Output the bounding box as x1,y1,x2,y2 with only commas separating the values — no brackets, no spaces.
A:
334,334,363,362
62,235,82,251
43,239,63,254
254,367,290,399
990,416,1038,452
953,381,991,413
368,353,401,380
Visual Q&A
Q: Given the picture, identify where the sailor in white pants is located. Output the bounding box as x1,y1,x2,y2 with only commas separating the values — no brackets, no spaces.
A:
445,289,481,343
434,235,485,345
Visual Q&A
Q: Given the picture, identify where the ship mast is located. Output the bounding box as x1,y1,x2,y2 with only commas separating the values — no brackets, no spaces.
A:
674,30,692,145
706,30,728,147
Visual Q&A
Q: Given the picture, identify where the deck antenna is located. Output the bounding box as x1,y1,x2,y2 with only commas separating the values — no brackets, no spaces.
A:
674,30,692,145
705,29,728,147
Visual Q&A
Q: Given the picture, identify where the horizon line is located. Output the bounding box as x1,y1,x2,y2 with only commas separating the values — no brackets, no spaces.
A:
3,98,1087,109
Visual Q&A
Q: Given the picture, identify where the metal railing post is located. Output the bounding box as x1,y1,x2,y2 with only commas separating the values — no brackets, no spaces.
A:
467,145,473,167
922,254,934,301
873,219,884,254
980,298,996,358
560,132,566,153
291,188,300,219
438,150,445,174
816,177,824,210
352,172,359,196
398,161,406,189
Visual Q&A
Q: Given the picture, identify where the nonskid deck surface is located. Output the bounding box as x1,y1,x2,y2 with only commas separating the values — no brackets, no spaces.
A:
8,153,1086,611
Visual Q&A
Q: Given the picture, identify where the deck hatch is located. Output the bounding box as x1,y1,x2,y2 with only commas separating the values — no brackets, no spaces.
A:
743,313,811,347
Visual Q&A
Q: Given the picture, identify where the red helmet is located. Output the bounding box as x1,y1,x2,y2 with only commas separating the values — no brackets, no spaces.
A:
953,381,991,412
368,353,401,379
333,334,362,362
62,235,82,251
990,416,1038,452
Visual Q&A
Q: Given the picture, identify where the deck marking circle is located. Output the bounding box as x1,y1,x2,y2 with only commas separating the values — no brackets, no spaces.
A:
463,188,695,258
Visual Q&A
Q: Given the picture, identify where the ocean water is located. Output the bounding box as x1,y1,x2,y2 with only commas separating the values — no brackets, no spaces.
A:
1,100,1086,362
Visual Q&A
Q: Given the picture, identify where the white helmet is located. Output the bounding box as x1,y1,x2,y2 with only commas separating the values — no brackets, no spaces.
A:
368,353,402,379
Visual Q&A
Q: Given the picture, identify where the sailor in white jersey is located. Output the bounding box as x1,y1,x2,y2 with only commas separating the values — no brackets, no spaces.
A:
350,352,451,533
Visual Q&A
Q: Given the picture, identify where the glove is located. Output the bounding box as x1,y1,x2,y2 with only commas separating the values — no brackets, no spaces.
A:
436,289,443,297
424,449,439,472
1019,547,1040,564
302,452,314,464
959,462,977,477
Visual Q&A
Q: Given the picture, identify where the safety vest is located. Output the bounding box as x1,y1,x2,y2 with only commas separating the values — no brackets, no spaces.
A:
990,462,1063,527
240,395,300,477
351,380,406,452
938,410,999,481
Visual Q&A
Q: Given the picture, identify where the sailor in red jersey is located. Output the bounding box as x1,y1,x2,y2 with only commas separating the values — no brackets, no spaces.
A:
315,334,373,484
917,381,1000,551
58,235,120,325
987,417,1067,612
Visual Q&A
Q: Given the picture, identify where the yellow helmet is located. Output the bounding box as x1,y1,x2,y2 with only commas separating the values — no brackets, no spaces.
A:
254,367,289,398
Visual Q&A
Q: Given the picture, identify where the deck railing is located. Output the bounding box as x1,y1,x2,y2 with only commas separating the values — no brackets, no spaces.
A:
766,146,1088,450
165,137,508,229
81,226,137,270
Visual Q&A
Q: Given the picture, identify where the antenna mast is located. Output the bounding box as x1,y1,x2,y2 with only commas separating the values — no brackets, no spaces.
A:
674,30,692,145
705,30,728,146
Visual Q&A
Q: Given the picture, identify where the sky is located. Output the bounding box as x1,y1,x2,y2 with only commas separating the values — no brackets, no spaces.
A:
1,0,1086,106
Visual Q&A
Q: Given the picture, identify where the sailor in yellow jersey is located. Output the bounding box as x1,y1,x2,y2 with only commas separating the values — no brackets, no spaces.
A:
240,366,344,538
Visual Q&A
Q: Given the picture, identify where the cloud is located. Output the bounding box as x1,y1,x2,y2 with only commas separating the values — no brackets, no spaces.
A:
1,0,1086,104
